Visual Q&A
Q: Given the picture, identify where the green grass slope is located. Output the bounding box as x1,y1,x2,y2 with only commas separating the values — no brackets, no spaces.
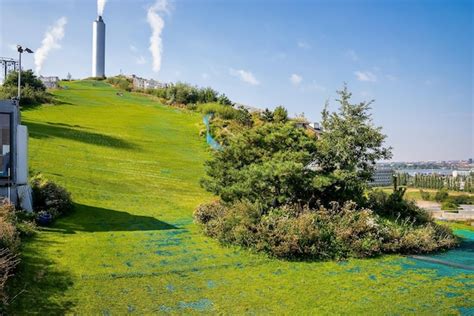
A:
8,81,473,314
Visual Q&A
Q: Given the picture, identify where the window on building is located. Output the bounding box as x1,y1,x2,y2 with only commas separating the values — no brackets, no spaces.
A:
0,113,11,178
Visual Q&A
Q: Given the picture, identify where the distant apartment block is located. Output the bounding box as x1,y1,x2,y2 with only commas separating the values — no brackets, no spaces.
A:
369,167,394,187
130,75,166,90
295,121,322,137
39,76,59,89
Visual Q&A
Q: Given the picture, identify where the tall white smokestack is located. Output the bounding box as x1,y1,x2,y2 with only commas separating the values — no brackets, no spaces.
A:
92,16,106,78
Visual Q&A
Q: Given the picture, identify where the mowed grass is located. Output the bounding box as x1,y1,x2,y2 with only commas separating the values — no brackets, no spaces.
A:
8,81,473,314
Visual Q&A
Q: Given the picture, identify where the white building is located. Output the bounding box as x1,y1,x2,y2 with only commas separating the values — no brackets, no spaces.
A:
131,75,166,90
39,76,59,89
369,167,394,187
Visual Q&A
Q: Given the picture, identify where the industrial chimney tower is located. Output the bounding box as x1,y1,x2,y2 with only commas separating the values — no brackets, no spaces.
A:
92,16,106,78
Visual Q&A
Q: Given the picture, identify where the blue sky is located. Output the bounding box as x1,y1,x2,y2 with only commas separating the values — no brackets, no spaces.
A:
1,0,472,161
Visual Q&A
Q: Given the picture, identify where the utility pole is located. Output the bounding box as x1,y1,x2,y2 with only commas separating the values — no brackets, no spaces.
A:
16,45,34,101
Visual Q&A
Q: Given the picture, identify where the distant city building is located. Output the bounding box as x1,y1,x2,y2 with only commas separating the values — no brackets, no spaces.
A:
39,76,59,89
453,170,472,177
130,75,166,90
295,121,322,138
369,167,394,187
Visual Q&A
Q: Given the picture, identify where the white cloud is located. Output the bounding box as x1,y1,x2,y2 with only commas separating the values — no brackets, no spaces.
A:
34,17,67,74
354,71,377,82
147,0,170,73
230,68,260,85
297,41,310,49
290,73,303,85
346,49,359,62
129,45,138,52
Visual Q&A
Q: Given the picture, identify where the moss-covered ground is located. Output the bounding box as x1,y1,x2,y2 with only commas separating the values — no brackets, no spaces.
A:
8,81,473,314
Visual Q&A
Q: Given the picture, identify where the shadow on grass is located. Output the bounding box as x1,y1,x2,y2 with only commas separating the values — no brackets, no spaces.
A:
53,203,178,233
7,238,75,314
24,121,137,149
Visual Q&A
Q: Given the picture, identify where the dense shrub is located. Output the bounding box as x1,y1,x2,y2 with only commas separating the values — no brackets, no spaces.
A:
449,194,473,205
0,203,21,310
106,76,133,91
30,174,73,220
419,189,431,201
194,200,457,260
196,103,240,120
441,201,458,211
0,70,52,107
435,189,449,202
0,203,20,252
0,248,19,310
366,188,431,224
3,70,46,91
0,85,52,107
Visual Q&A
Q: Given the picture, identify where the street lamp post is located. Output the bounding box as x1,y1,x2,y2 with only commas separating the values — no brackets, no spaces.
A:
16,45,34,101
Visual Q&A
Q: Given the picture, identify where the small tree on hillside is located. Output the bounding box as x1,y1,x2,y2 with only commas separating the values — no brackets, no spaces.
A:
273,106,288,123
3,70,46,91
261,108,274,122
314,85,392,203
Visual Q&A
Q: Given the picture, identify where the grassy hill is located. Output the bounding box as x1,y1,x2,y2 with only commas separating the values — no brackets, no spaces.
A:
8,81,473,314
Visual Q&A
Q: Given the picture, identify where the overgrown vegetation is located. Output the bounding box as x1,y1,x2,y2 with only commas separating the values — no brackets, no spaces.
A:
196,86,458,259
106,76,133,92
0,70,52,106
419,189,473,210
0,174,71,310
30,173,73,223
0,203,33,311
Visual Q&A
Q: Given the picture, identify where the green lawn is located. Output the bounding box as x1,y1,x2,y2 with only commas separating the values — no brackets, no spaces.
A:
8,81,473,314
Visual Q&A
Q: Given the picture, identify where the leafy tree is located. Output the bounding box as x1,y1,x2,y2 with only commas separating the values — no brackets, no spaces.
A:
198,87,218,103
234,106,253,127
273,105,288,123
3,69,46,91
261,108,274,122
201,122,318,209
217,94,233,106
313,85,392,203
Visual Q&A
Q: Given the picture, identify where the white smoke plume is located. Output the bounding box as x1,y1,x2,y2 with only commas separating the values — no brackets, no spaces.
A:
34,17,67,74
147,0,169,73
98,0,108,16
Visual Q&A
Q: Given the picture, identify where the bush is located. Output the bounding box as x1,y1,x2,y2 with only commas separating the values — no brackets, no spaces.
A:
0,203,20,252
106,76,133,92
381,220,457,254
196,103,240,120
0,202,21,310
434,189,449,202
419,189,431,201
441,201,458,211
0,248,19,310
0,85,52,107
194,200,456,260
366,188,431,224
449,194,473,205
30,174,73,221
